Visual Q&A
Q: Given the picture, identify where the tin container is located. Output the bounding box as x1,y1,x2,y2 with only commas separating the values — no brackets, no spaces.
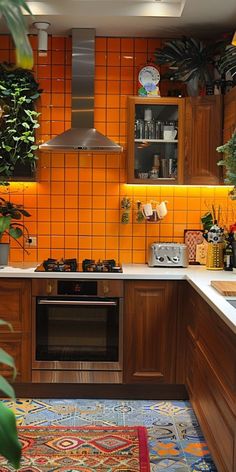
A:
206,242,224,270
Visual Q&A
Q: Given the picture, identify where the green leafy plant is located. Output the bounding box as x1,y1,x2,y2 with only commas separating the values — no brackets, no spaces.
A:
0,319,22,469
218,44,236,82
0,197,31,249
217,131,236,193
154,37,227,90
0,0,33,69
0,65,41,181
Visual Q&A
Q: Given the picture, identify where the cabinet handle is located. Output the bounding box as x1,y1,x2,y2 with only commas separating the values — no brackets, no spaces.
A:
46,282,54,295
103,282,110,294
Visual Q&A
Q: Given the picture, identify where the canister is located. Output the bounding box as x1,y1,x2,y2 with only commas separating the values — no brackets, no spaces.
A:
206,242,224,270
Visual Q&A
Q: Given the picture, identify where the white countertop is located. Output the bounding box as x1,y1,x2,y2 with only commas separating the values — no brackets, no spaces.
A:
1,263,236,334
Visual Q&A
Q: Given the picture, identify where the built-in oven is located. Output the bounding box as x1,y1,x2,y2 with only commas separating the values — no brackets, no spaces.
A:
32,279,123,383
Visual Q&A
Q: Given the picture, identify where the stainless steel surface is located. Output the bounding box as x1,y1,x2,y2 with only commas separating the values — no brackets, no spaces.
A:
38,299,117,306
148,242,189,268
225,298,236,308
40,29,122,153
32,278,124,382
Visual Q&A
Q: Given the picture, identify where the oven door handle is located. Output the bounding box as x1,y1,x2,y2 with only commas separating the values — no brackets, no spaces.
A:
37,300,117,306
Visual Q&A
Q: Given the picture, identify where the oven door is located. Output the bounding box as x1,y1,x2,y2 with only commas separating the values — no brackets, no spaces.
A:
32,297,123,371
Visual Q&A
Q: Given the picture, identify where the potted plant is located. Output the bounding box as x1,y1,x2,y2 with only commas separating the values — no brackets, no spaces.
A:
154,36,228,95
0,197,31,265
0,319,22,469
0,0,33,69
0,3,33,469
218,44,236,83
217,130,236,199
0,65,41,181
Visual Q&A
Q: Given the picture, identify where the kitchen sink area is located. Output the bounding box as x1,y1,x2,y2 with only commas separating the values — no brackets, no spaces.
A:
225,298,236,308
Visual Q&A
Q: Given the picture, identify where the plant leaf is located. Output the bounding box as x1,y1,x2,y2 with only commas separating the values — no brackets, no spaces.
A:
9,226,23,239
0,375,15,398
0,348,17,379
0,402,22,469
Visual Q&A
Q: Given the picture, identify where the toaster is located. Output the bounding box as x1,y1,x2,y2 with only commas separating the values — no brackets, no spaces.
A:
148,243,189,268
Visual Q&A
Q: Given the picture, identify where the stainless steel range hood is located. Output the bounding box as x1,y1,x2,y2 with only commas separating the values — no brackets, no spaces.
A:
40,29,122,153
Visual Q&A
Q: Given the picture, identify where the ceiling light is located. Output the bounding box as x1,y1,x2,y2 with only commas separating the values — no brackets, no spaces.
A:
33,22,50,54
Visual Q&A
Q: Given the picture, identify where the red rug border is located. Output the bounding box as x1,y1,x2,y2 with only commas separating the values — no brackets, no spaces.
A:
18,425,150,472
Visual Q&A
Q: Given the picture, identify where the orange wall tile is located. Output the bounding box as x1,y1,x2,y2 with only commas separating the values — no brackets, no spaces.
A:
0,34,233,264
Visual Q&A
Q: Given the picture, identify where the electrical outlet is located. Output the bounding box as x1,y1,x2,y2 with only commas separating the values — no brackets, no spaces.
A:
26,236,37,247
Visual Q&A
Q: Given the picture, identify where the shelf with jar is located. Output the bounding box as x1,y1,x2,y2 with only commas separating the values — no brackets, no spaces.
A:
127,96,185,184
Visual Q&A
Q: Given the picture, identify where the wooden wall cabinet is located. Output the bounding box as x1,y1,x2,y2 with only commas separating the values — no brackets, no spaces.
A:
0,279,32,382
184,95,223,184
123,280,178,383
127,96,185,184
183,284,236,472
127,95,223,186
223,86,236,143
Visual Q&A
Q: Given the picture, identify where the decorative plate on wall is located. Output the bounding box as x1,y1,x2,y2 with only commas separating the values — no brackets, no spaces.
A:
184,229,204,264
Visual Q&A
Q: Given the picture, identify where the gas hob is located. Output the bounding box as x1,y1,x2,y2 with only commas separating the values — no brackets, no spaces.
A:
35,258,122,273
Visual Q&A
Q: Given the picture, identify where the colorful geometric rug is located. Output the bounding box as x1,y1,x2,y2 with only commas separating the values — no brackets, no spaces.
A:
0,425,150,472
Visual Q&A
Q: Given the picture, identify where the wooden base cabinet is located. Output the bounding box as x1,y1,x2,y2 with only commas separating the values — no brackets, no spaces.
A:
183,284,236,472
0,279,31,382
123,281,178,383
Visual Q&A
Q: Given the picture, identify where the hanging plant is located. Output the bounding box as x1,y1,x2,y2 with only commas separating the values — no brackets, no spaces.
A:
0,64,42,182
0,0,33,69
217,130,236,199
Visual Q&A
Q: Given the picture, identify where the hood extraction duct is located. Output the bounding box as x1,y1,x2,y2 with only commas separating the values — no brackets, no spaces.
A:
40,29,122,153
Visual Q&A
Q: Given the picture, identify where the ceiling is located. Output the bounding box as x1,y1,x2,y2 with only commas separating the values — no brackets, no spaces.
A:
1,0,236,38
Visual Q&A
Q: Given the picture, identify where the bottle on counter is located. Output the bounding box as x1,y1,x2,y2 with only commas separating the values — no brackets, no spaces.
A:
224,233,234,271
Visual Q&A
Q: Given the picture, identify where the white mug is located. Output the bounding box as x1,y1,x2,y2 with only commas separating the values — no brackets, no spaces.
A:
163,129,177,141
142,203,153,217
157,201,168,219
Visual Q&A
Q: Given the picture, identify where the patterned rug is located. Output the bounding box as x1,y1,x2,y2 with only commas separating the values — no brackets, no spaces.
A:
0,425,150,472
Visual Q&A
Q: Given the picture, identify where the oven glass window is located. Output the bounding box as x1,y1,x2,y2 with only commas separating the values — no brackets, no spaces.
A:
36,298,119,362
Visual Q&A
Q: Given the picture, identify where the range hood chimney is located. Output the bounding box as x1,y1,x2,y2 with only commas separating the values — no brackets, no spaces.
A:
40,29,122,153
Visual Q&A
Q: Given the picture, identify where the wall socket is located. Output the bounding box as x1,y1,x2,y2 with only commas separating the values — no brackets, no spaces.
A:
26,236,37,247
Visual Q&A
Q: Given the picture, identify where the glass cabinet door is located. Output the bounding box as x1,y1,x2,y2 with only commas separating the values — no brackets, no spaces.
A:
127,97,184,184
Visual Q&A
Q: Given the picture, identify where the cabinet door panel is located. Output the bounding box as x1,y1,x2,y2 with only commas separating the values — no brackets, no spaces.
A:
223,87,236,142
127,96,185,184
184,96,223,184
124,281,178,383
0,279,31,331
192,347,235,472
0,333,31,382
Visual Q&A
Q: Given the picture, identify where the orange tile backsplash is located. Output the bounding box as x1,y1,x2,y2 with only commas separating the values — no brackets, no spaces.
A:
0,35,234,264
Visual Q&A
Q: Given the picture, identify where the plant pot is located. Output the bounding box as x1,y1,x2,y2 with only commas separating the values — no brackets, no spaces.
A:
0,243,9,265
186,77,199,96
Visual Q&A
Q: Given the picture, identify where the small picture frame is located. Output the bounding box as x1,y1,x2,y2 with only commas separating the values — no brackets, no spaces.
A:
184,229,204,264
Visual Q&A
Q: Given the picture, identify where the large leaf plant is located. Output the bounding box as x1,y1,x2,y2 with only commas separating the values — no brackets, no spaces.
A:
0,65,41,181
0,0,33,69
0,197,31,248
0,319,22,469
218,44,236,82
154,37,227,89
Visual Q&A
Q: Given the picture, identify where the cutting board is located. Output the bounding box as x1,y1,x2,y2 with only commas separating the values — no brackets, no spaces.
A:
211,280,236,296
